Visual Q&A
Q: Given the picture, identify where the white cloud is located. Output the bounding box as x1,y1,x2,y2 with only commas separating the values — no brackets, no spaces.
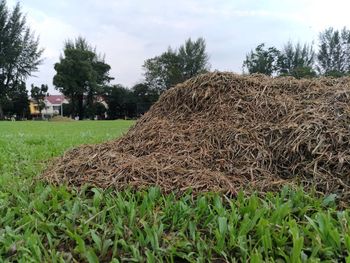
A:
5,0,350,94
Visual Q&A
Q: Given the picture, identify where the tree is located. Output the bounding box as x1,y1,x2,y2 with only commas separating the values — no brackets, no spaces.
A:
143,48,182,93
104,85,136,119
3,81,29,119
93,102,107,119
143,37,210,92
0,1,43,119
317,27,350,76
277,42,316,78
84,101,106,119
30,84,48,115
243,43,280,76
53,37,112,119
178,37,210,80
62,103,73,117
132,83,159,115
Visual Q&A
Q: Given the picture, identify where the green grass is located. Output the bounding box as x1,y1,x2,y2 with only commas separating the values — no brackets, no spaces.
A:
0,120,350,262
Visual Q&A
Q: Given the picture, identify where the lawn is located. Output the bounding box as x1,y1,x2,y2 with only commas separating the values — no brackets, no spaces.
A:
0,120,350,262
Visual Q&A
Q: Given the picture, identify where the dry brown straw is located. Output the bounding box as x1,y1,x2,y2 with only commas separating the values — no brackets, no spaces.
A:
42,72,350,199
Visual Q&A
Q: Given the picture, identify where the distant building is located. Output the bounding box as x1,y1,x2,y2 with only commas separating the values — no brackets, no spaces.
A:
29,101,40,117
29,95,68,118
43,95,68,117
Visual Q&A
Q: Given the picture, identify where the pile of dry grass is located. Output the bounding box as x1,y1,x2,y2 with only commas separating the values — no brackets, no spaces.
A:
42,72,350,198
49,116,74,122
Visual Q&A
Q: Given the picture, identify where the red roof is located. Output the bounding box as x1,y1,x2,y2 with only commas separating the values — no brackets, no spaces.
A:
46,95,65,104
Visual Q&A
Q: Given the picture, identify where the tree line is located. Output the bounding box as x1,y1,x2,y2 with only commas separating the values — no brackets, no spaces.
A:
1,0,350,120
52,36,210,120
243,27,350,78
0,0,210,120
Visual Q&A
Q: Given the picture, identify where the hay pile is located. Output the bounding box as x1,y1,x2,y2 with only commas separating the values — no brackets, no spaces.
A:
43,72,350,198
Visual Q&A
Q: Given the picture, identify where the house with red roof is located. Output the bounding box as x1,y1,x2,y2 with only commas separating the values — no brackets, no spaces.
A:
29,94,68,118
43,95,68,117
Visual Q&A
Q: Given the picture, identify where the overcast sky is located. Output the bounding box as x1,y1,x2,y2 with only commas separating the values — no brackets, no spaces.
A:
7,0,350,93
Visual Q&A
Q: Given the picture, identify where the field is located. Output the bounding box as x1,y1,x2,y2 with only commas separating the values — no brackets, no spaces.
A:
0,121,350,262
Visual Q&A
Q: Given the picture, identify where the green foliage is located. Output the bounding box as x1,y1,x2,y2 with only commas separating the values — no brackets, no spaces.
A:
243,43,280,76
62,102,73,117
278,42,316,79
84,101,107,120
0,0,43,118
30,84,48,114
53,37,112,119
143,48,181,92
244,41,317,78
93,102,107,119
3,81,29,119
286,66,316,79
132,82,159,116
143,37,210,92
317,27,350,76
104,85,136,119
103,83,159,119
244,28,350,78
178,37,210,80
1,121,350,261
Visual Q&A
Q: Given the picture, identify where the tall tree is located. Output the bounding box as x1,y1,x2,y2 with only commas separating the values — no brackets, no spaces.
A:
132,82,159,115
243,43,280,76
143,37,210,92
277,42,316,78
143,48,182,93
84,101,106,120
178,37,210,80
3,81,29,119
30,84,48,115
317,27,350,76
0,1,43,119
104,85,136,119
53,37,112,119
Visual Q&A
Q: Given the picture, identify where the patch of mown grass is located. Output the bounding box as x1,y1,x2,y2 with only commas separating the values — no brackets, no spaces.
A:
0,121,350,262
0,120,132,187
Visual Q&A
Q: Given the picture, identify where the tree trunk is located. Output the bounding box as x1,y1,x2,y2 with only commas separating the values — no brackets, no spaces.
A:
78,94,84,120
87,91,94,120
0,103,4,120
70,95,76,118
